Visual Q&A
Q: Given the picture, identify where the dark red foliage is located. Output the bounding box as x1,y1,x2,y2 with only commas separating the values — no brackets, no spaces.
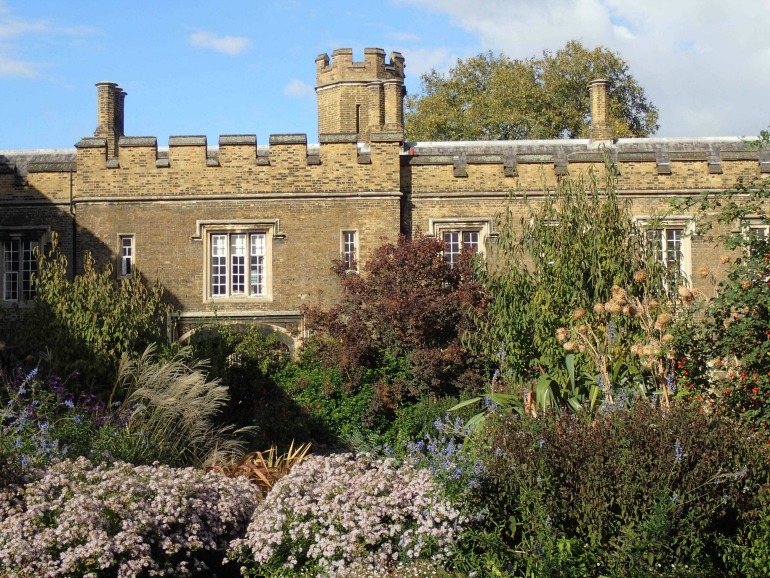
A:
302,235,488,406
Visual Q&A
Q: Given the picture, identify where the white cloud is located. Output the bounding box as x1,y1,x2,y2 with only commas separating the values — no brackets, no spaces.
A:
0,1,47,77
0,53,38,77
400,46,459,79
283,78,313,97
188,31,249,56
611,24,635,41
397,0,770,136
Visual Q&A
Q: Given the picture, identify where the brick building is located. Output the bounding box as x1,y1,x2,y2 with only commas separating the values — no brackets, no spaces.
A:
1,48,768,348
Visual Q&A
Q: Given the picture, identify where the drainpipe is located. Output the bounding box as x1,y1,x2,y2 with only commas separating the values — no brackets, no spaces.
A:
69,166,76,280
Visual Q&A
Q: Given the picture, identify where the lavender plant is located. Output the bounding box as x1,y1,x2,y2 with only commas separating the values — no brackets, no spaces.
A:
229,453,466,577
0,366,110,477
0,456,260,577
403,414,485,504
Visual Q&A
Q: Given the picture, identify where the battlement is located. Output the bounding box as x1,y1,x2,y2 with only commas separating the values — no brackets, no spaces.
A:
69,131,402,200
315,48,405,87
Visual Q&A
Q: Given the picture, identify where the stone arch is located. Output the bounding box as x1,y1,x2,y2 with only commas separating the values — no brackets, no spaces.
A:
177,321,298,357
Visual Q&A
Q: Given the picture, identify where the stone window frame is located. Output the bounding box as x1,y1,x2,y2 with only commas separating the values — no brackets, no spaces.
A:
426,217,495,268
740,218,769,256
118,234,134,278
0,227,49,306
636,216,694,287
341,229,358,272
196,220,278,304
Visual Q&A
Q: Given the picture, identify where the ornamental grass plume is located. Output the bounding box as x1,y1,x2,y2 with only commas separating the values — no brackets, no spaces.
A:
0,457,259,577
114,344,253,467
229,453,466,577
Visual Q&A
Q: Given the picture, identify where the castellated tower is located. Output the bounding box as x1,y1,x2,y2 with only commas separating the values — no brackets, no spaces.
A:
315,48,405,142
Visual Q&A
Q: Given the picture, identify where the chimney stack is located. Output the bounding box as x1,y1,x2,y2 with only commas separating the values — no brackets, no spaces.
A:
94,81,126,158
589,79,613,142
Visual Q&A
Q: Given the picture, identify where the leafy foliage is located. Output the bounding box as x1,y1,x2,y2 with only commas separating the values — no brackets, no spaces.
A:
405,41,658,141
304,235,488,407
9,235,169,392
669,140,770,431
464,403,770,577
470,164,666,392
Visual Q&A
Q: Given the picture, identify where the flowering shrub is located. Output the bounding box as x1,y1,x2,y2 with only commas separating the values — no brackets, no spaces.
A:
556,281,679,408
0,457,259,577
674,246,770,431
0,366,122,476
403,415,485,504
229,453,466,577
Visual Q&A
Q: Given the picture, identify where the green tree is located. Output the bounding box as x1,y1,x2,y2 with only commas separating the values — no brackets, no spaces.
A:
405,40,659,141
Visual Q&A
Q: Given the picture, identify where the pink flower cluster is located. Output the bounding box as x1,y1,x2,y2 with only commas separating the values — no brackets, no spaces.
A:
0,456,260,577
229,453,466,577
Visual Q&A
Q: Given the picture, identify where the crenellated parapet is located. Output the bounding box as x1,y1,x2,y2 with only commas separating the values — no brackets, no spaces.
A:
315,48,405,85
402,138,767,195
72,131,402,200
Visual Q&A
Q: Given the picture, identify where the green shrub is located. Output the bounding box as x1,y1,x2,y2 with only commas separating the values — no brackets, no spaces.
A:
471,164,669,401
7,236,169,393
723,483,770,577
465,403,770,577
277,347,380,447
189,324,309,451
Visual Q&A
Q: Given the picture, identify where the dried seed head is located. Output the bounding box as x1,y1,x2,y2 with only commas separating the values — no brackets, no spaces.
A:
572,307,586,320
698,267,710,279
606,302,623,315
563,341,577,352
622,304,636,317
593,302,605,315
677,286,693,300
555,327,570,344
577,324,589,335
630,343,644,356
611,285,627,300
720,255,731,265
661,333,675,343
654,312,673,329
647,297,659,310
633,270,648,283
741,279,752,290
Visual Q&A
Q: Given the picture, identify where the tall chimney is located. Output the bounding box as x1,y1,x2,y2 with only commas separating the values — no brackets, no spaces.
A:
94,81,125,158
589,79,612,142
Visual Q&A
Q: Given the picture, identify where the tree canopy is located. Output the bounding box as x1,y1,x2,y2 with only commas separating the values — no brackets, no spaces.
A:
404,40,659,141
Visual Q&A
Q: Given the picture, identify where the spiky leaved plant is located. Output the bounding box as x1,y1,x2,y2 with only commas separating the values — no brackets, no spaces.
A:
112,344,252,467
209,440,312,495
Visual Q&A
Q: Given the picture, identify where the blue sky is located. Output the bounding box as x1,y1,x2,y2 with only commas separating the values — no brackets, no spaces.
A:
2,0,770,150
